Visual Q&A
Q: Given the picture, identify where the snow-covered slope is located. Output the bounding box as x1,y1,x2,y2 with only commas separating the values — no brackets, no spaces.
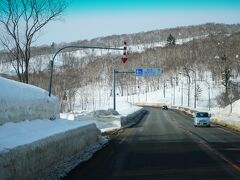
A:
0,35,208,76
0,77,59,124
220,99,240,116
211,99,240,129
128,35,208,52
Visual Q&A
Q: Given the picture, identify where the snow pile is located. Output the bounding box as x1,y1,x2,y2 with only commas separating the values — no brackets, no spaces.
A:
68,105,143,132
0,77,59,125
0,119,92,152
209,99,240,130
118,106,143,116
120,107,147,128
92,108,119,117
0,119,104,179
60,112,75,120
218,99,240,117
75,111,121,132
0,78,111,179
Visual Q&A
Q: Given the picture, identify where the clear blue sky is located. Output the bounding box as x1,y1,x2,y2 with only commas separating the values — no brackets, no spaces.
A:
37,0,240,45
69,0,240,13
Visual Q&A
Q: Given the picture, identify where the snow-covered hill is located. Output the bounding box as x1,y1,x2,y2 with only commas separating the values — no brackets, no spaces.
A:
0,35,208,76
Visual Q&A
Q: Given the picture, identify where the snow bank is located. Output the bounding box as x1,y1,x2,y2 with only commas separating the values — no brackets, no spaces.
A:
0,119,93,152
92,108,119,116
217,99,240,117
72,106,146,132
75,113,121,133
211,114,240,131
118,106,144,116
210,99,240,131
0,119,103,179
134,102,164,108
60,112,75,120
120,107,147,128
0,77,59,125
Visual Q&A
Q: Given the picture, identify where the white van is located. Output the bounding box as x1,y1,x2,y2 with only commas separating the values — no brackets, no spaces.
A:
194,112,211,127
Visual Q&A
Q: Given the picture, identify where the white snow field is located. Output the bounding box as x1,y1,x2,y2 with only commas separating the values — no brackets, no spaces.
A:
0,77,59,125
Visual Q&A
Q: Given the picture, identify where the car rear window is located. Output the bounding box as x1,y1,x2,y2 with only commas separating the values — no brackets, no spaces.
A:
196,112,209,117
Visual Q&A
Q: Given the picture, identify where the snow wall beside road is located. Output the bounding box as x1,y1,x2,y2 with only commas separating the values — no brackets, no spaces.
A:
120,108,148,128
0,123,100,179
0,77,60,125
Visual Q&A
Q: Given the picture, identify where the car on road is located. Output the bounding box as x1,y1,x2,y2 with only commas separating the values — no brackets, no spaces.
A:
194,112,211,127
162,105,168,110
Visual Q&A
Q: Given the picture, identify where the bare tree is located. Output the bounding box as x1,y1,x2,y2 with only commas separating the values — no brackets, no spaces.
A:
0,0,68,83
195,84,202,102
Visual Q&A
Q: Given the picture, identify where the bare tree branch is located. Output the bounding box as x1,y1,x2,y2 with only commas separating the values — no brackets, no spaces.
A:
0,0,68,83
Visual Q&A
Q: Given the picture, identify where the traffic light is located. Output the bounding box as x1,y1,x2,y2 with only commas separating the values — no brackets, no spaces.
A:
121,41,128,63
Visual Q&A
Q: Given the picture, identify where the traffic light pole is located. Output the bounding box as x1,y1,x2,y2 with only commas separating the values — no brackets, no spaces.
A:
113,69,116,110
112,70,135,110
48,45,125,97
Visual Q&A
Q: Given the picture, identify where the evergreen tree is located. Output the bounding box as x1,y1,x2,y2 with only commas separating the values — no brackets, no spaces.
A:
167,34,176,46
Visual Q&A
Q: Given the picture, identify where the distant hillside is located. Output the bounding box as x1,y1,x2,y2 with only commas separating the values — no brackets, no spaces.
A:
68,23,240,47
1,23,239,59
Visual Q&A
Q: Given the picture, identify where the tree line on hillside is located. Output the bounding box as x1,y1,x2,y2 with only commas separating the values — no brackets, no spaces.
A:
24,31,240,112
1,23,240,60
1,21,240,86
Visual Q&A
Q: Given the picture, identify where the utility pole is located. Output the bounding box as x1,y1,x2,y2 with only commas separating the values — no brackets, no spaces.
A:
48,42,55,97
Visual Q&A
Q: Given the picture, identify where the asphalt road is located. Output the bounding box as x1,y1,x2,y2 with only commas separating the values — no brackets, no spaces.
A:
63,107,240,180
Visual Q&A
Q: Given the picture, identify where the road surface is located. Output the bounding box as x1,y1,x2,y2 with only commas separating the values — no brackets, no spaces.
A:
63,107,240,180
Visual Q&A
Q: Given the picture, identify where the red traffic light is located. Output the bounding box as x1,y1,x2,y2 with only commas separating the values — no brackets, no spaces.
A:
121,41,128,63
121,57,128,63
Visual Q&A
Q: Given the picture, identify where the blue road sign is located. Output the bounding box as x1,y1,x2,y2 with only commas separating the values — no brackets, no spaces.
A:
136,68,143,76
135,68,163,77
